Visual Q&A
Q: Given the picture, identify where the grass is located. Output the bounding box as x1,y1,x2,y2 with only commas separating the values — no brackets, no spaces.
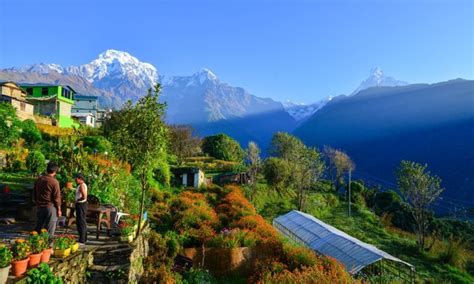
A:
249,187,474,283
316,202,474,283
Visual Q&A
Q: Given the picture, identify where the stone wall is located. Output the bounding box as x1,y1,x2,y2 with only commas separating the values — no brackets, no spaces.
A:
51,249,95,284
87,227,150,283
7,228,149,284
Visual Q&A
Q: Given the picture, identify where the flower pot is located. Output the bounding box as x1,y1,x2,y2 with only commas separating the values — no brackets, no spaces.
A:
120,235,133,243
70,243,79,253
53,248,71,258
0,265,10,284
28,252,42,268
11,258,29,277
41,248,53,263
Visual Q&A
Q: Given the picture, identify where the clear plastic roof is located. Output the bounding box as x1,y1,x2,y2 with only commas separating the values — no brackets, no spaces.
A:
273,210,414,274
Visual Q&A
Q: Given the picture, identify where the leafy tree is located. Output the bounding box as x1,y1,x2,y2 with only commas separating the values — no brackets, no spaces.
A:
109,84,168,235
269,132,305,162
324,147,355,192
263,157,291,193
268,132,325,210
20,119,42,146
396,160,443,250
168,125,201,166
292,146,325,210
202,134,244,162
246,141,261,201
0,103,21,148
26,150,46,176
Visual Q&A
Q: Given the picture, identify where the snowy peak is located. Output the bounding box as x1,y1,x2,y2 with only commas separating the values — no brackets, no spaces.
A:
6,63,64,74
67,49,158,87
283,97,332,123
195,68,218,83
351,67,408,95
161,67,219,88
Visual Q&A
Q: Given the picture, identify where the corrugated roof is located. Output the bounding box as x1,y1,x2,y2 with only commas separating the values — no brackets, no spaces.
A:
273,210,414,274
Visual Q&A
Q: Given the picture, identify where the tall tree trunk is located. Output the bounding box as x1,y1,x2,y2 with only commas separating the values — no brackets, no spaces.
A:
136,172,146,237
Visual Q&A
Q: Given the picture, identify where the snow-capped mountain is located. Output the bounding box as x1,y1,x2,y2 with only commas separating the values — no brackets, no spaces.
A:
283,98,332,123
66,50,158,102
351,67,408,95
161,68,291,124
5,63,65,74
6,49,159,103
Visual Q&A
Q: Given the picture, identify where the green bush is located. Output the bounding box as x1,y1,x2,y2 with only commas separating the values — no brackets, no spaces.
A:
202,134,245,162
81,136,112,154
439,237,468,270
0,102,21,148
183,267,217,284
20,119,42,146
26,150,46,175
0,245,12,268
25,263,62,284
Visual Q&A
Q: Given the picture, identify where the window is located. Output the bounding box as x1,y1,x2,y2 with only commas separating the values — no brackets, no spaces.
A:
26,88,33,95
41,87,48,96
20,102,26,111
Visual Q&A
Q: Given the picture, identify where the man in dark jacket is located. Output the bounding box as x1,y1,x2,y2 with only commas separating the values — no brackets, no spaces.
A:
34,161,62,236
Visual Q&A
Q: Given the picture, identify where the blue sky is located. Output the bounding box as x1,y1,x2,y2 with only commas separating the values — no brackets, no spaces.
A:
0,0,472,103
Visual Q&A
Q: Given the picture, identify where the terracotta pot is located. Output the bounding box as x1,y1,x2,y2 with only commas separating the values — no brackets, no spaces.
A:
53,248,71,258
0,265,10,284
70,243,79,253
41,248,53,263
28,253,42,268
11,258,29,277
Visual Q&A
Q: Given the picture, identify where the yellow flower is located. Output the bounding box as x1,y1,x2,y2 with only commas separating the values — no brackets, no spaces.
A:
16,239,25,243
41,229,48,233
30,231,38,236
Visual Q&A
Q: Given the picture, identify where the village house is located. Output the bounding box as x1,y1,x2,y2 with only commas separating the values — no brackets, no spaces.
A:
171,167,206,189
21,84,77,128
72,95,112,127
0,81,35,121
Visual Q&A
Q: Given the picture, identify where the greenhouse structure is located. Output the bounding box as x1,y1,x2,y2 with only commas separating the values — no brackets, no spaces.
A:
273,210,415,283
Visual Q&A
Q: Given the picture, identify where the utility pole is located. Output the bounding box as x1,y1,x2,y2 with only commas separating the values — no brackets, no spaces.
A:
348,168,352,217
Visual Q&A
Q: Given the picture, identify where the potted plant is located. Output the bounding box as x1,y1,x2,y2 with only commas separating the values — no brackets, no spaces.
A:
119,219,135,243
53,237,71,258
65,235,79,253
39,229,52,263
120,226,134,243
27,231,45,268
0,245,12,284
11,239,30,277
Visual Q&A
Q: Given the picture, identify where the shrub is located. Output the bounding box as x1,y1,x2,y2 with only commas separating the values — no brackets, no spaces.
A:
207,228,257,248
81,136,112,154
202,134,245,162
439,237,468,270
0,245,12,268
25,263,62,284
183,267,217,284
20,119,42,146
26,150,46,175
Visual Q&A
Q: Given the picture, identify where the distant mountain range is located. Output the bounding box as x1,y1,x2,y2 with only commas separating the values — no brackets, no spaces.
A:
284,67,409,123
294,79,474,210
2,49,473,211
0,50,296,148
